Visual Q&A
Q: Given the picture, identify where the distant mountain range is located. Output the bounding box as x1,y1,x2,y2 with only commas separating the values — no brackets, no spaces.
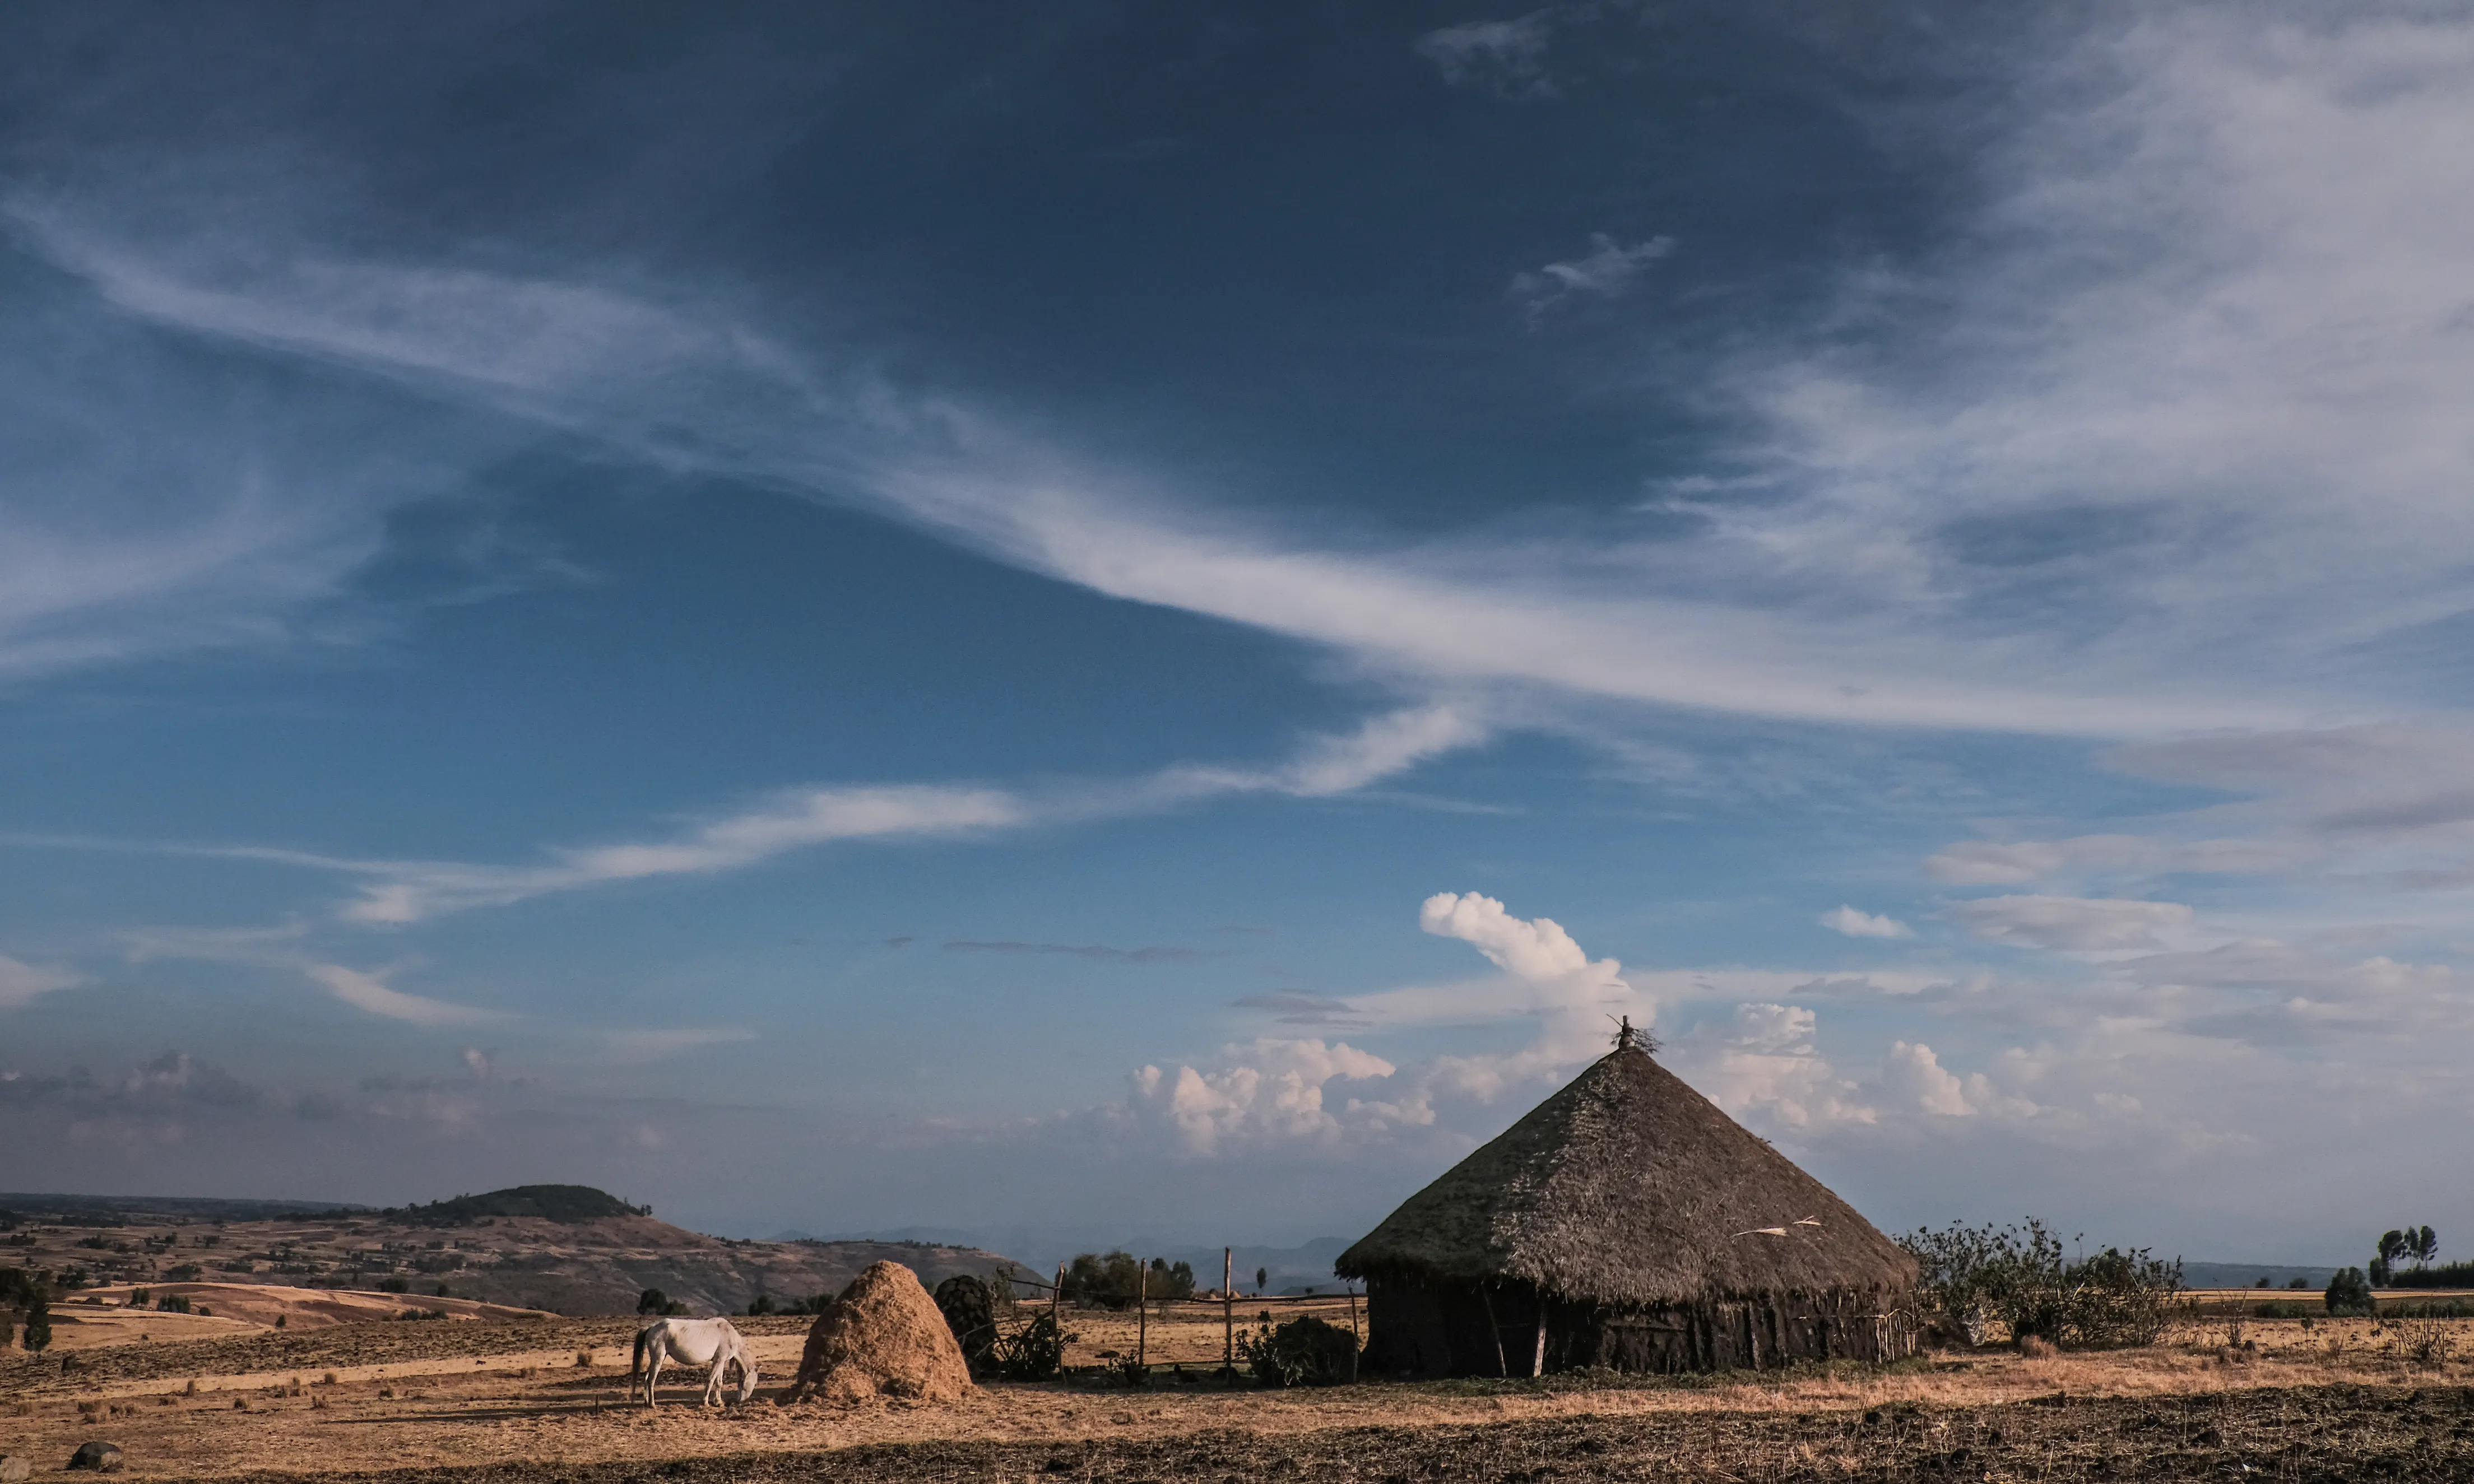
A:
2180,1262,2342,1291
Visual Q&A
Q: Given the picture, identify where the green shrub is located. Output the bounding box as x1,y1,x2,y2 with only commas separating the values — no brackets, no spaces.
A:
1237,1315,1358,1387
2253,1300,2307,1319
2325,1266,2374,1317
1899,1218,2180,1350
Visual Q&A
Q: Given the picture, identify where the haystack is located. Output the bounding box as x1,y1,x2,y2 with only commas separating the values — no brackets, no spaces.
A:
1337,1024,1918,1377
786,1260,973,1404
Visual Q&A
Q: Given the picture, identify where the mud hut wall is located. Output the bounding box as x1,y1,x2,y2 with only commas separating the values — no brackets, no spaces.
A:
1363,1276,1529,1378
1364,1274,1915,1377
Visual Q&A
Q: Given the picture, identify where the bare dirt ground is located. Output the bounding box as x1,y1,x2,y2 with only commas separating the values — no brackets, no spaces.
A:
4,1293,2474,1480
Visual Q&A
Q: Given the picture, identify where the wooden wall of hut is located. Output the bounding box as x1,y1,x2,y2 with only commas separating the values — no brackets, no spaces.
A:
1361,1276,1917,1378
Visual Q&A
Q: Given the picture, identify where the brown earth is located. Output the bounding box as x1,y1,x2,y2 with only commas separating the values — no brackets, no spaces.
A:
2,1295,2472,1480
1,1208,1016,1316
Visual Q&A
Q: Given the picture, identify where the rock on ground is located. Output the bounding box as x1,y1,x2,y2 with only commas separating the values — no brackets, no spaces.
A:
787,1260,973,1404
0,1454,31,1482
66,1440,124,1473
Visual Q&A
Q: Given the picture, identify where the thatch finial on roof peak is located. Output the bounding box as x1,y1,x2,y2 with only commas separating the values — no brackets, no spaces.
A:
1611,1015,1658,1053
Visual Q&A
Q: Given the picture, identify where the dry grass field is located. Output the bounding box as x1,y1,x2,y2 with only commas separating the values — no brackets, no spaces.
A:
0,1196,1010,1317
4,1288,2474,1479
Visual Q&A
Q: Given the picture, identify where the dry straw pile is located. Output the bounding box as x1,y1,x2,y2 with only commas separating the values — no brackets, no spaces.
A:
786,1260,972,1404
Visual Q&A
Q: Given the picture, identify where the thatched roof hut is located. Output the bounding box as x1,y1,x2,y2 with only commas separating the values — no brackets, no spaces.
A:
1336,1025,1917,1376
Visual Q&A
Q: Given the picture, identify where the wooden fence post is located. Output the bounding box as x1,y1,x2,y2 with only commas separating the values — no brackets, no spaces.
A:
1053,1262,1064,1328
1347,1281,1362,1383
1223,1247,1234,1378
1136,1259,1148,1371
1479,1285,1508,1377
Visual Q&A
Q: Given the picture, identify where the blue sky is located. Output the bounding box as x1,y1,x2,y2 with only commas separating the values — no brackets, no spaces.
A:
4,1,2473,1264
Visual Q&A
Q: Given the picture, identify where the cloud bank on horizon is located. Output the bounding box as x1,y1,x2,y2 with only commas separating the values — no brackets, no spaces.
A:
2,1,2473,1259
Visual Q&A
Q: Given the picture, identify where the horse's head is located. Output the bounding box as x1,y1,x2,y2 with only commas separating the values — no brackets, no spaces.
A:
735,1357,759,1404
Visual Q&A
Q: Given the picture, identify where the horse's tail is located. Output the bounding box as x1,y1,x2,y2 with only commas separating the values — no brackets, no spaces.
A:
630,1325,649,1395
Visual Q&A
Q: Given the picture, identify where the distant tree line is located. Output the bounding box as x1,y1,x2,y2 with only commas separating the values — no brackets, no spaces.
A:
1059,1251,1195,1309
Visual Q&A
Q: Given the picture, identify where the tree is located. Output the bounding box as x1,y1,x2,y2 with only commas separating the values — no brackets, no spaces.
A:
21,1287,50,1353
2374,1230,2405,1286
2373,1226,2436,1286
2326,1266,2375,1317
636,1287,670,1315
1255,1267,1268,1296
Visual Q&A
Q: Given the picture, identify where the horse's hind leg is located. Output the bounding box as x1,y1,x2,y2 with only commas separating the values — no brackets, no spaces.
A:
645,1347,664,1409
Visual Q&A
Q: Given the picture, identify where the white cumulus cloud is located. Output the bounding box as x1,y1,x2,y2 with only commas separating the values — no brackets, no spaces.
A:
1819,905,1913,939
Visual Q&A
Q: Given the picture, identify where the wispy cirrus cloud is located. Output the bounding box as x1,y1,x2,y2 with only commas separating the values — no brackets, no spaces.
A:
340,785,1025,925
301,964,508,1027
10,198,2311,739
17,704,1493,928
1511,232,1673,323
1413,11,1564,99
0,954,81,1011
1947,894,2195,953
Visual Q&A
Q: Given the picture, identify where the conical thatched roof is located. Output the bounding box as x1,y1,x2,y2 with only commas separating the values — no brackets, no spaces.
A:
1336,1038,1915,1307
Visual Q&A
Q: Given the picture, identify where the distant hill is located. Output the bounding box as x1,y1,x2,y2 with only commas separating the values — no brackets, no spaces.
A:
383,1184,651,1226
0,1192,370,1227
2,1187,1025,1316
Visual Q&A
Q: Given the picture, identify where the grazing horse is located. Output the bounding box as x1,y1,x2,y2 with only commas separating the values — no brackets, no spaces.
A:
630,1316,758,1408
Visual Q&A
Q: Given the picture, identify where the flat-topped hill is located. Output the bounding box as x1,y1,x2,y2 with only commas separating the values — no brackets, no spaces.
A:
383,1184,652,1226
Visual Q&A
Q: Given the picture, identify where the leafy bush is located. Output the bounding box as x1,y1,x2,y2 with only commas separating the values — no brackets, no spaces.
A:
1900,1218,2180,1350
1237,1315,1358,1387
985,1310,1072,1381
1060,1251,1195,1309
2253,1300,2308,1319
21,1288,50,1352
156,1293,192,1313
377,1278,409,1294
2325,1267,2375,1317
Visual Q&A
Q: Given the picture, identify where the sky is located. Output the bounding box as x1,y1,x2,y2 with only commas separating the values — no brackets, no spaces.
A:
4,0,2473,1267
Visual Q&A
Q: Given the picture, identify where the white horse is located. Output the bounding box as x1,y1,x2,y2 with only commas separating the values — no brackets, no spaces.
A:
630,1316,758,1408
